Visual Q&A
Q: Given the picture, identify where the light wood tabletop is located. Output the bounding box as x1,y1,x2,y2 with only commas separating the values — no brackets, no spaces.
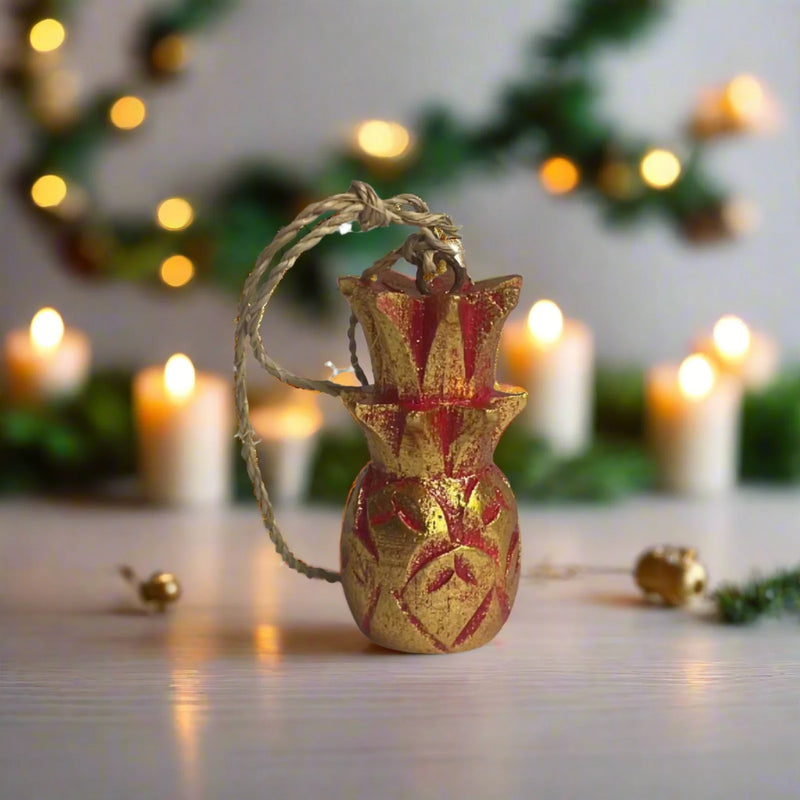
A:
2,491,800,800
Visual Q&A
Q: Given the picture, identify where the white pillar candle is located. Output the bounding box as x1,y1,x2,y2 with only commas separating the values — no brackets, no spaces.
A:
3,307,91,402
693,315,779,391
503,300,594,456
250,401,322,505
646,354,742,496
133,354,232,506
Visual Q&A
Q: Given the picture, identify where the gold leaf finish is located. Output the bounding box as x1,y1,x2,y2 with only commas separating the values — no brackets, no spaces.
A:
338,272,526,653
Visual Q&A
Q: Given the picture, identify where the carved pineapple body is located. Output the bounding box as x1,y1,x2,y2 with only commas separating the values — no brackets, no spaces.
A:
339,271,526,653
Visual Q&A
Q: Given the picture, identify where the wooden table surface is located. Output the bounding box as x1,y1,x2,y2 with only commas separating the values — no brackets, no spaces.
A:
2,491,800,800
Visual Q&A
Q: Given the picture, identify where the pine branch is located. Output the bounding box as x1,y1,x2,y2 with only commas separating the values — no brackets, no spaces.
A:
540,0,666,64
713,568,800,624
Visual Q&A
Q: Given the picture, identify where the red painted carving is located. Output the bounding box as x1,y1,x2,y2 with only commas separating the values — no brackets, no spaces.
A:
339,272,526,653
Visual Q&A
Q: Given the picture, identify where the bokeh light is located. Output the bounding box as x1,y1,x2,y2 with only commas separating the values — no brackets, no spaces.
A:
713,315,751,361
164,354,195,401
640,149,681,189
29,19,66,52
527,300,564,345
109,96,147,130
31,175,67,208
160,255,195,288
355,120,411,159
725,74,765,122
539,157,580,194
151,34,190,73
156,198,194,231
29,307,65,353
678,354,715,400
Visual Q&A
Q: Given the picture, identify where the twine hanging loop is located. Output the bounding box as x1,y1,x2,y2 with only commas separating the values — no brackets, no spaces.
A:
234,182,468,582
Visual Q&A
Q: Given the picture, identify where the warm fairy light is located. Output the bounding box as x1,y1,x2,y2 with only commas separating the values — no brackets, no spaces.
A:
725,75,765,123
527,300,564,345
721,198,759,235
156,197,194,231
29,307,65,354
29,18,66,52
713,315,751,362
31,174,67,208
640,149,681,189
539,156,580,194
163,354,196,402
678,354,715,401
355,120,411,159
159,255,195,288
597,161,637,199
109,95,146,130
151,34,190,73
250,403,323,440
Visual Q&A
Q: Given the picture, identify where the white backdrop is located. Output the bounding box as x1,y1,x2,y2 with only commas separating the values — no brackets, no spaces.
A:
1,0,798,380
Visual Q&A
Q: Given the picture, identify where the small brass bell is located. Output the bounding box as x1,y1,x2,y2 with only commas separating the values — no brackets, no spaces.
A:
634,546,707,606
119,566,182,612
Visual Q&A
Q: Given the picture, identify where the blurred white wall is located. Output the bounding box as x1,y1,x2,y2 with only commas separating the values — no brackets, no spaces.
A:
1,0,798,381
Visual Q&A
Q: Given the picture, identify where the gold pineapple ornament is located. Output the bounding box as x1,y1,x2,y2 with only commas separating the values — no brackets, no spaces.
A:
235,182,527,653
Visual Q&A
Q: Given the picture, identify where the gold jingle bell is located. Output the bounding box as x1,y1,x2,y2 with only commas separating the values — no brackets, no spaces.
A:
634,546,707,607
120,566,182,612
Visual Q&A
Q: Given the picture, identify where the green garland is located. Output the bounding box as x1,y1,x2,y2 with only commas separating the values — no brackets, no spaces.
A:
0,370,135,495
5,0,759,313
714,569,800,624
307,426,655,507
594,366,800,483
7,366,799,501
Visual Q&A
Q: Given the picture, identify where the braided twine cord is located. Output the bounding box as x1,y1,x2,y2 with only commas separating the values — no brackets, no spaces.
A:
234,181,464,582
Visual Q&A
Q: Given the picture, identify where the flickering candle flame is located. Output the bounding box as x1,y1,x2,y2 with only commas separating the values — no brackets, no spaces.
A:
164,354,195,402
527,300,564,345
29,18,66,52
678,354,715,401
355,120,411,159
251,403,323,440
29,307,65,355
640,149,681,189
539,156,580,194
713,315,751,362
280,407,322,438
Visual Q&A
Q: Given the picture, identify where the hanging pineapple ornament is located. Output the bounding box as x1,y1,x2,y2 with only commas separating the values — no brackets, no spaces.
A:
235,182,527,653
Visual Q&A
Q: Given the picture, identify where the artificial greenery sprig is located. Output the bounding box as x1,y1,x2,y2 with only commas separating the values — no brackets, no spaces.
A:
6,366,800,499
713,568,800,625
4,0,760,314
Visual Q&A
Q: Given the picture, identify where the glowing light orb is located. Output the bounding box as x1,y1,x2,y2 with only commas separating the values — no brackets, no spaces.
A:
355,120,411,159
539,157,580,194
29,19,66,52
31,174,67,208
29,307,65,354
713,315,751,361
678,354,715,400
109,96,146,130
640,149,682,189
159,255,195,288
156,198,194,231
527,300,564,345
164,354,196,401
